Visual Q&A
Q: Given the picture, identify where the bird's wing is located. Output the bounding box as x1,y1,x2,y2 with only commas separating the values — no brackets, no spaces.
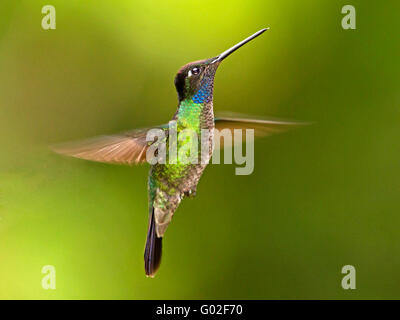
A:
214,112,309,148
52,126,166,165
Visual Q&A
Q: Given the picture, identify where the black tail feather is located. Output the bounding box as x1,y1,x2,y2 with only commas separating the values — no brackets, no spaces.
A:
144,208,162,277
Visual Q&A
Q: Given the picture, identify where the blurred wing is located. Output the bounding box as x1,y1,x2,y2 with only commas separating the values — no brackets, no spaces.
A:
214,112,309,148
52,127,164,165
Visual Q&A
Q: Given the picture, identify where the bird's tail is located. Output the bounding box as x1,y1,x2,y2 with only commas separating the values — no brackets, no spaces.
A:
144,207,162,277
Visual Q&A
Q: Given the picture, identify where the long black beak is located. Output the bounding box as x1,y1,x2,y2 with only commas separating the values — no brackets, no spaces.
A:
213,28,269,63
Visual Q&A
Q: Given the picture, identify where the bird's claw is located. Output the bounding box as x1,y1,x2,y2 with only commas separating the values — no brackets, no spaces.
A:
184,189,197,198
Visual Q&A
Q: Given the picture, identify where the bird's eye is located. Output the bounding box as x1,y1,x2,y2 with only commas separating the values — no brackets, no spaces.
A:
188,67,200,77
192,67,200,75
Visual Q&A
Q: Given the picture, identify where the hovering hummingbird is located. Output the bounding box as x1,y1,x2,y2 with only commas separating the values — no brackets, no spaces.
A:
54,28,305,277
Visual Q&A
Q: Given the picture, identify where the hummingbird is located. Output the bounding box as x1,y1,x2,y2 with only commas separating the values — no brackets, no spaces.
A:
54,28,304,277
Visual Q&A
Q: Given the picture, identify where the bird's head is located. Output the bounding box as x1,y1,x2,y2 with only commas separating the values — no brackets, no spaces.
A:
174,28,268,104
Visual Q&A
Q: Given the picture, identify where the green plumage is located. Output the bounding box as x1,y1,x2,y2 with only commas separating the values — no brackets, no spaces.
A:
149,94,211,235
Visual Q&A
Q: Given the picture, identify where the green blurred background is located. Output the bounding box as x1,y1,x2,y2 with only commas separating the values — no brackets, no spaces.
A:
0,0,399,299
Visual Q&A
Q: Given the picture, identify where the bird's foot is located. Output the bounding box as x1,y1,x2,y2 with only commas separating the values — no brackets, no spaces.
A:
184,189,197,198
